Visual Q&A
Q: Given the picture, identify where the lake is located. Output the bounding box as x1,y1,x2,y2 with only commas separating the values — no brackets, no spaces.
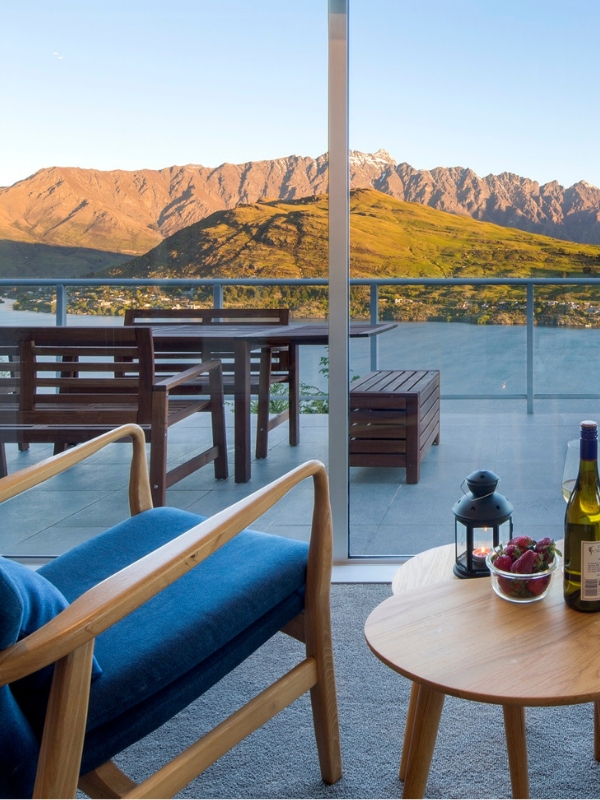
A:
0,297,596,398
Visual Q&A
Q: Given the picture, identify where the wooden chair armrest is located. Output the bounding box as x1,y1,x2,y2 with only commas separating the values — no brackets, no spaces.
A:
0,459,331,686
152,359,222,392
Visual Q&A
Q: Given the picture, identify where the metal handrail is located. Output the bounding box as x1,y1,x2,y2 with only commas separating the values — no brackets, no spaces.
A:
3,275,600,413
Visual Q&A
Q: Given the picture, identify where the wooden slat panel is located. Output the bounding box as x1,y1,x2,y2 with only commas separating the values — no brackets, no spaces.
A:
31,345,140,358
125,307,290,325
21,410,139,425
420,402,440,435
34,362,141,375
350,395,408,410
350,453,406,467
349,409,406,424
420,422,440,455
350,440,406,454
350,424,407,439
419,389,440,418
31,396,139,407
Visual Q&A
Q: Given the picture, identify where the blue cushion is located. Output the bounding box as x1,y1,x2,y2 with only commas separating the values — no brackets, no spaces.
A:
39,507,309,775
0,557,102,799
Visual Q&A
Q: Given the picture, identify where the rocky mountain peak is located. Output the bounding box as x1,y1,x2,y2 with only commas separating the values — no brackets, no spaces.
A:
350,149,397,168
3,152,600,278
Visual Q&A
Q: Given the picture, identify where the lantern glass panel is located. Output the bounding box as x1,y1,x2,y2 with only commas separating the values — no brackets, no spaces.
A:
499,519,513,545
472,526,494,556
455,520,468,571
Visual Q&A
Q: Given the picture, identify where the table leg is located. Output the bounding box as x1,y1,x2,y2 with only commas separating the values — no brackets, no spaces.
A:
503,705,529,799
288,342,299,446
401,684,444,799
233,340,251,483
399,682,420,781
594,700,600,761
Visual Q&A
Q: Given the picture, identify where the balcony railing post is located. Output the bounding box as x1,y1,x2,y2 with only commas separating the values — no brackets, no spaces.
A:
56,284,67,326
370,283,379,371
213,284,223,309
527,282,534,414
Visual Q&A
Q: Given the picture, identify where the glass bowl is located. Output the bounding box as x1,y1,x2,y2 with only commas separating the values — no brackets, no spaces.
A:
485,551,559,603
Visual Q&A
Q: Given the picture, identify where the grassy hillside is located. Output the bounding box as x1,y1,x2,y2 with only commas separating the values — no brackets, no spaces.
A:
102,188,600,280
10,189,600,325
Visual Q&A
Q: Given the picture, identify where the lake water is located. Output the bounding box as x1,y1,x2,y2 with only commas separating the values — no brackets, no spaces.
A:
0,297,596,398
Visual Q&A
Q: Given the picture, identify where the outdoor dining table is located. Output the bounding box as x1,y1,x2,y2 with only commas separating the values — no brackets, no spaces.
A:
151,322,397,482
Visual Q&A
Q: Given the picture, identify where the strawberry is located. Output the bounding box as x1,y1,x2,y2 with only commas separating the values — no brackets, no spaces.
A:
510,549,539,574
535,537,562,565
498,576,515,596
493,554,513,572
534,537,553,551
507,535,535,552
527,575,551,595
503,544,519,562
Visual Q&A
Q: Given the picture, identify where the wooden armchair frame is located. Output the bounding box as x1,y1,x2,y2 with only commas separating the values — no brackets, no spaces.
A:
0,424,341,798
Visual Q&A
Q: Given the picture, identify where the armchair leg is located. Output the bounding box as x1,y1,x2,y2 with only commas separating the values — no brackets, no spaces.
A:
79,760,137,799
305,582,342,783
309,645,342,784
34,641,96,799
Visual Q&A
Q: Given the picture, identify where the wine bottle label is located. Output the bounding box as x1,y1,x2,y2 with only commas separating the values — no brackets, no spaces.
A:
581,541,600,600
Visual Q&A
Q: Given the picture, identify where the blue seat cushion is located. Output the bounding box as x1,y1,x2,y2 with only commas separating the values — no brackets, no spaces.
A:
39,507,309,776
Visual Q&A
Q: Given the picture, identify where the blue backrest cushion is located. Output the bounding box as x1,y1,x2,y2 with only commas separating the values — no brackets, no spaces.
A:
0,557,102,798
0,556,102,680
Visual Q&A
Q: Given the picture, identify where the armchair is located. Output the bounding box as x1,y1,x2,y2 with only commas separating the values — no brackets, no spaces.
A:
0,424,341,798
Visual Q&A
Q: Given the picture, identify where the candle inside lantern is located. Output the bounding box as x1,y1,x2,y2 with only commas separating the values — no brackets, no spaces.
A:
472,546,491,567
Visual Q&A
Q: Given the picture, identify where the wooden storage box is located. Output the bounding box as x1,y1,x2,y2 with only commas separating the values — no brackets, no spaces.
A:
349,370,440,484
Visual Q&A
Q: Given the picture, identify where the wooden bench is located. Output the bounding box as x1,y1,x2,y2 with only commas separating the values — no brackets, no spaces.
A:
349,370,440,484
124,307,297,459
0,326,228,505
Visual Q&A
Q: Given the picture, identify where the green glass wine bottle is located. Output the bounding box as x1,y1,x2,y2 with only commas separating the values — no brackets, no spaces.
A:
564,420,600,612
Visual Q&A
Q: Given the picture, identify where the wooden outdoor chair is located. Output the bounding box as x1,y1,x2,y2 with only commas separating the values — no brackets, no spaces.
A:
0,326,228,506
124,307,298,459
0,424,341,798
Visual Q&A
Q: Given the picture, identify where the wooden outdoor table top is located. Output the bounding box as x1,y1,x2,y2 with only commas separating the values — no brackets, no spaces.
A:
150,321,397,343
366,563,599,707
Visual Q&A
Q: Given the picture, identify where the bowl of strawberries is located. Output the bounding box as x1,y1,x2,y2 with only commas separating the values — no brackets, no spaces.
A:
486,536,561,603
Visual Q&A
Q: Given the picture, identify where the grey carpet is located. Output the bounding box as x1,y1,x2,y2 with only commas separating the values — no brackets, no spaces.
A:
113,585,600,799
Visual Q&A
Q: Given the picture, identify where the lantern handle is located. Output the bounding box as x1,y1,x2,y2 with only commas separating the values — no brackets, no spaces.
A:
459,477,498,502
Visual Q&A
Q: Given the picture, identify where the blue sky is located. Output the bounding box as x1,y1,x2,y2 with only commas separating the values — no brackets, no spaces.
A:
2,0,600,189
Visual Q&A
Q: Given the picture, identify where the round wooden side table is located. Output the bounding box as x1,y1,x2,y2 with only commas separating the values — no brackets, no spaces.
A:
368,541,594,799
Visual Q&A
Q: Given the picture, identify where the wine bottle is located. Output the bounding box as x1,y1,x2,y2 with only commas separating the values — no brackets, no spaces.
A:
564,420,600,612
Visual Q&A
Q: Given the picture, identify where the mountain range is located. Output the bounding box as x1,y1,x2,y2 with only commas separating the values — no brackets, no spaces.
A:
2,151,600,278
26,189,597,327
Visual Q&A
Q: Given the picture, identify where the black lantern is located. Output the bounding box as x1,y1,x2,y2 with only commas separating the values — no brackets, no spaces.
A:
453,469,513,578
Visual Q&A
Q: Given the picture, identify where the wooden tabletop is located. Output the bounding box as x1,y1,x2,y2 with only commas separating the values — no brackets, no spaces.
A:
391,543,456,595
366,562,600,707
151,321,397,344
